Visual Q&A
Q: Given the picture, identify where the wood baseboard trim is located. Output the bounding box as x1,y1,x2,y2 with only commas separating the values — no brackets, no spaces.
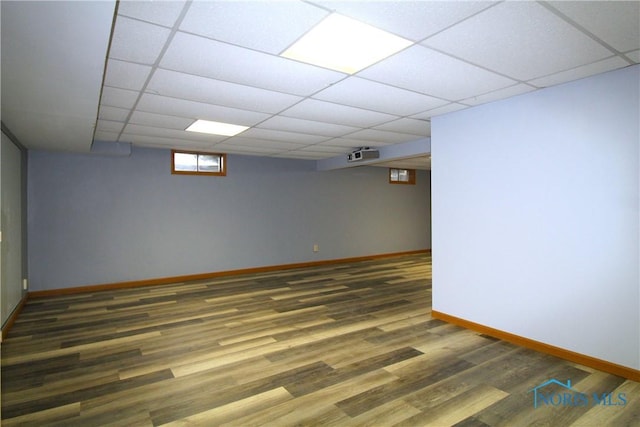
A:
431,310,639,382
1,293,28,342
29,249,431,298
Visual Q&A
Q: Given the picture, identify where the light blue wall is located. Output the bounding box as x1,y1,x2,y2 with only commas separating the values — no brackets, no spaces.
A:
28,148,430,290
1,131,26,326
432,65,639,370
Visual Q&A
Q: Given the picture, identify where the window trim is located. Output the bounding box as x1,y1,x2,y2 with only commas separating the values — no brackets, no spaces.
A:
171,150,227,176
389,168,416,185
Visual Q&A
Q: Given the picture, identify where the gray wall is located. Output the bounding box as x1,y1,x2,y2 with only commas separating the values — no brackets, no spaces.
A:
1,131,26,326
28,148,430,291
432,65,639,370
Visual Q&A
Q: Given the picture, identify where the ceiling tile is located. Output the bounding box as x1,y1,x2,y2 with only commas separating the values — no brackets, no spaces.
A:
98,106,129,122
627,50,640,63
161,32,346,96
129,110,193,130
120,134,214,150
104,59,152,91
219,137,307,151
135,93,270,126
313,0,497,41
147,69,302,114
117,0,186,28
96,120,124,133
295,144,350,154
461,83,536,106
123,123,228,144
322,137,393,149
313,77,448,116
346,129,423,145
257,116,360,137
109,16,171,64
179,1,328,54
239,128,329,144
359,45,516,101
94,130,120,142
100,86,140,109
1,0,115,152
373,118,431,136
547,1,640,53
282,99,398,127
422,2,613,81
214,143,283,156
8,0,634,160
274,151,329,160
411,103,469,119
528,56,631,89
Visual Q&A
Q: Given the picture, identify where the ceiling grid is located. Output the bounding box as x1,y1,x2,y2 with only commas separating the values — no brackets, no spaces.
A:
2,0,638,170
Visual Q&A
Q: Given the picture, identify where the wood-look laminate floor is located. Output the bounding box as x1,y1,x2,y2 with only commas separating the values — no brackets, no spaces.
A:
2,254,639,426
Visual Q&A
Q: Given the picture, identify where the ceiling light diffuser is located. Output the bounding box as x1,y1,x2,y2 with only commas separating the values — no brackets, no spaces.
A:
185,119,249,136
281,13,412,74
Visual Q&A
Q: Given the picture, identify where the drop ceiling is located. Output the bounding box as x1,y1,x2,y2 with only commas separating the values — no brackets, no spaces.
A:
2,1,638,171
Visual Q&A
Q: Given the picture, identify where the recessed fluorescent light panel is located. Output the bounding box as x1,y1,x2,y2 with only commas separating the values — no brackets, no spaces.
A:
186,119,248,136
281,13,412,74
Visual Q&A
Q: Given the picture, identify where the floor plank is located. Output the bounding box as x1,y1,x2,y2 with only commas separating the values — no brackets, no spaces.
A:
2,254,637,426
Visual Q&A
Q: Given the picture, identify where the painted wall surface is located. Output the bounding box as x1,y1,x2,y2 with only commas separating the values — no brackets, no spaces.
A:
1,131,24,326
432,65,640,370
28,148,430,291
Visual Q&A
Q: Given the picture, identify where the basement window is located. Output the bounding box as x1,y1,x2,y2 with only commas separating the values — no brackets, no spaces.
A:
171,150,226,176
389,168,415,185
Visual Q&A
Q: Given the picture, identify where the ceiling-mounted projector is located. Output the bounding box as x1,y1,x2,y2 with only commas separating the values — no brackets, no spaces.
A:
348,147,379,162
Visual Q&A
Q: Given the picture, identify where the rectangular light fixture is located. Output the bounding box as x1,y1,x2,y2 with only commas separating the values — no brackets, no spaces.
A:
186,119,249,136
281,13,412,74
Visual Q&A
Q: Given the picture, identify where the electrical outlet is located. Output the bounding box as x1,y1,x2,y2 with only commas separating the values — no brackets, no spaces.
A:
23,279,28,290
313,244,319,252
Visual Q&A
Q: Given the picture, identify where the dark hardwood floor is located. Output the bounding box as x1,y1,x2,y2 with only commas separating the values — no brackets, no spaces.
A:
2,254,638,426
